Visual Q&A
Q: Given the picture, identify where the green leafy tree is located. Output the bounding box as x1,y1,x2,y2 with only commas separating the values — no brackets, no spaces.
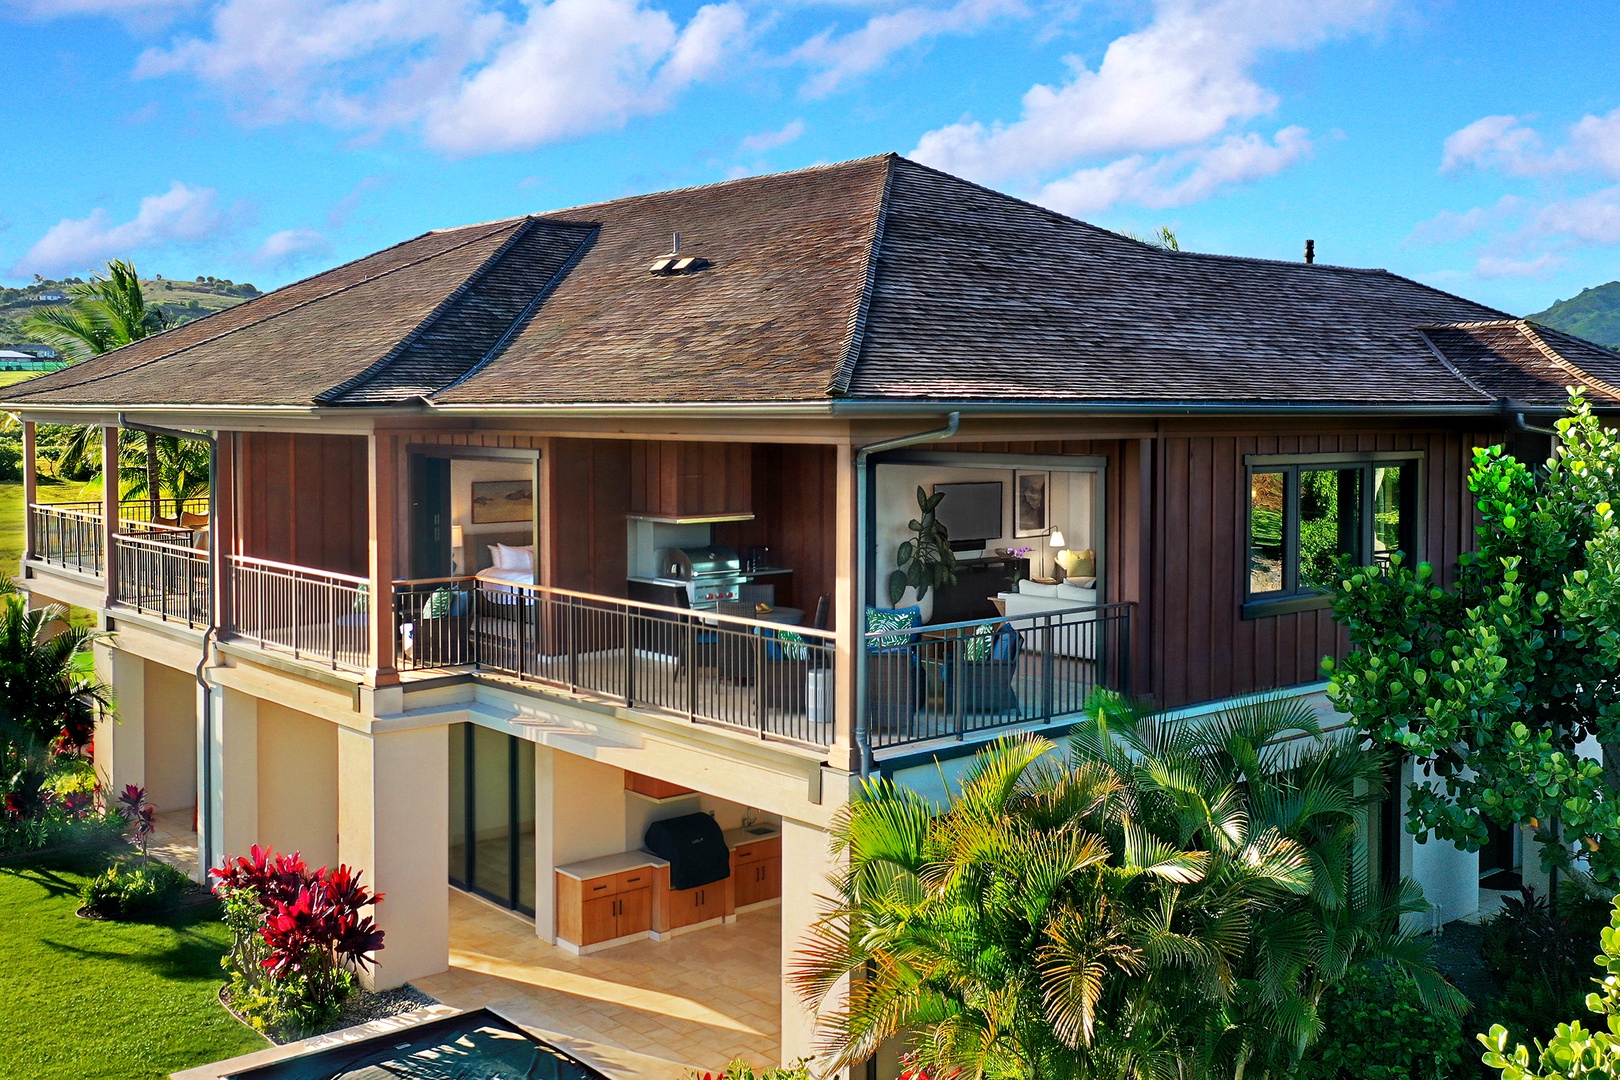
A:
21,260,175,512
1480,896,1620,1079
1326,391,1620,884
793,693,1454,1080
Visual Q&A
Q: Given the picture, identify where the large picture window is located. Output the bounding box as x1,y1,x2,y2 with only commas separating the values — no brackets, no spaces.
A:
1245,454,1419,616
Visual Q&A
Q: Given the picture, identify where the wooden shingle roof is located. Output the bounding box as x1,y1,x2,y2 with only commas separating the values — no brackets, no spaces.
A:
6,154,1612,414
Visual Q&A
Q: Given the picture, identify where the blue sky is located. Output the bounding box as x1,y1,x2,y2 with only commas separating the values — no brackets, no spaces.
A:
2,0,1616,316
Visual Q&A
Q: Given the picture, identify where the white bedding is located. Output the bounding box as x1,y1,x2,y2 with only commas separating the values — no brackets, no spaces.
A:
476,566,534,592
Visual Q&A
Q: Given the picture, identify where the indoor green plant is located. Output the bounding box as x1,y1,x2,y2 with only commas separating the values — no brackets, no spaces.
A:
888,485,957,605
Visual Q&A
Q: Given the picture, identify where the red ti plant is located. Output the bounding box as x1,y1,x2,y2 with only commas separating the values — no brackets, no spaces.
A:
115,784,155,854
210,845,386,1030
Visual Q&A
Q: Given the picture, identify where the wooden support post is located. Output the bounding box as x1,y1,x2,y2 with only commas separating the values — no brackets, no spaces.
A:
830,440,860,773
367,432,398,687
102,426,120,604
214,432,235,636
21,421,36,564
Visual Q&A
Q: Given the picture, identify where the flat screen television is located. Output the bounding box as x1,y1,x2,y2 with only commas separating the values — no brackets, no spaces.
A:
932,481,1004,551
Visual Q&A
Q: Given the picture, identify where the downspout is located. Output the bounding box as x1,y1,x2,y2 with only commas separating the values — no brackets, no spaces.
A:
120,415,218,873
853,412,960,778
1500,398,1559,437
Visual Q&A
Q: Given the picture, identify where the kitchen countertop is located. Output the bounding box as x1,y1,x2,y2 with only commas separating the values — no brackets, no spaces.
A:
554,851,668,881
723,826,781,849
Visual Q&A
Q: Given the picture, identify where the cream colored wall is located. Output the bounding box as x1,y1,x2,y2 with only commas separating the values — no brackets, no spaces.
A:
551,751,626,866
256,700,338,868
780,814,847,1068
93,645,144,797
215,687,259,861
451,458,535,566
142,662,197,812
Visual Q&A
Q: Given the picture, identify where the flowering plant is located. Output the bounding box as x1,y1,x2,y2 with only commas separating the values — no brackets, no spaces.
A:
211,844,385,1037
116,784,155,853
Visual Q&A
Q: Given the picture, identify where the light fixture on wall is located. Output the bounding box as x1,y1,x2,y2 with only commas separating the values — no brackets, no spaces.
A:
451,524,465,575
1047,528,1066,582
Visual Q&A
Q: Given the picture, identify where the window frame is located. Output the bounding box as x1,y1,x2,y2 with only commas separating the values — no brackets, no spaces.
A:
1242,451,1424,619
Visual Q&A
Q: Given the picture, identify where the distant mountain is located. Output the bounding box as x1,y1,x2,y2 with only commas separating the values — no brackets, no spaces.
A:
1530,281,1620,349
0,275,260,349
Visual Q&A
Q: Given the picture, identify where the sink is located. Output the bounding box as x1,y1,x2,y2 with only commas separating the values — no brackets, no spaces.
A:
745,826,775,835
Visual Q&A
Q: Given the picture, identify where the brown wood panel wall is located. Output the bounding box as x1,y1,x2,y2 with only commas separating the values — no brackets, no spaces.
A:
628,441,753,518
714,444,839,626
1151,428,1497,709
235,432,369,576
548,439,630,597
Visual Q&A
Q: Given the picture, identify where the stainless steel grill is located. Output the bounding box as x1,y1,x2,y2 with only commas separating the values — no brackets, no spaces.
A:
663,544,748,611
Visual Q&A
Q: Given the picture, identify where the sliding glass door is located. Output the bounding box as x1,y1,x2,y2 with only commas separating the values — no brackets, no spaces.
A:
447,723,536,916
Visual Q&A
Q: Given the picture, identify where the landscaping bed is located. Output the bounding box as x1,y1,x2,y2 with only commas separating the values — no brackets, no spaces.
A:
0,844,265,1080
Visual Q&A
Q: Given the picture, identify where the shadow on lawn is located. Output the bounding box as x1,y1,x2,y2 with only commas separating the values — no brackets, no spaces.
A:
40,921,229,981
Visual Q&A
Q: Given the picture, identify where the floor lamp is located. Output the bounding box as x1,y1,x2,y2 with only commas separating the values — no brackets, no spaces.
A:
1047,528,1066,581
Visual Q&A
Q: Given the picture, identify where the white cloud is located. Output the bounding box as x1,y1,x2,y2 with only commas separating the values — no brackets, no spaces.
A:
1036,127,1312,214
794,0,1024,98
134,0,746,155
1473,252,1561,279
739,118,805,154
12,182,224,278
1535,185,1620,245
5,0,199,17
254,228,332,268
1407,195,1523,245
1439,115,1544,175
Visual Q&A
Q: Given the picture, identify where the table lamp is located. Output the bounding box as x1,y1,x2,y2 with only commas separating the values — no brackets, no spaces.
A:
1048,528,1066,581
451,524,465,575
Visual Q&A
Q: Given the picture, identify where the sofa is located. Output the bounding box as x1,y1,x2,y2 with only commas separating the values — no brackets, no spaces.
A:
995,579,1099,659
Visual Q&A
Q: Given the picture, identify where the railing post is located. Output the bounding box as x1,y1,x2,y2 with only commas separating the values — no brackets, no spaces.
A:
754,628,766,738
101,426,120,607
623,605,635,707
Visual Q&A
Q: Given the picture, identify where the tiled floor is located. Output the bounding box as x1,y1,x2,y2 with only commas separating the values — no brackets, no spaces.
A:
147,807,202,881
414,888,782,1080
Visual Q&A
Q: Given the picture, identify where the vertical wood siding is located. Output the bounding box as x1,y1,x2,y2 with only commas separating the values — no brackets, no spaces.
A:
548,439,630,597
235,432,369,576
714,443,840,624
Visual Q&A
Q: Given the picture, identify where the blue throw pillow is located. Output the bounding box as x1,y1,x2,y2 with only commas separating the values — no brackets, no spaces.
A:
865,605,921,650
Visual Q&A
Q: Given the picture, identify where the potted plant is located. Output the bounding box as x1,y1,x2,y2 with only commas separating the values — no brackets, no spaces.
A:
889,486,958,608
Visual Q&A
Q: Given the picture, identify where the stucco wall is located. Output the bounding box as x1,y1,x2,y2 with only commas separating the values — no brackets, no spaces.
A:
256,700,338,868
551,752,625,866
142,662,197,812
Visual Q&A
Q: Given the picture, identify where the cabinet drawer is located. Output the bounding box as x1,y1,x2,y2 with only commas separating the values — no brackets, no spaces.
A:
581,874,616,898
614,868,652,894
732,836,781,864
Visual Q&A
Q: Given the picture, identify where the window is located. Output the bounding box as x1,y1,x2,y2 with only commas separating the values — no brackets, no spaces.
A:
1245,455,1419,616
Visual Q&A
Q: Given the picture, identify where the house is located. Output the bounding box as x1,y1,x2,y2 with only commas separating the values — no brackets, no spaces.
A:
35,289,68,302
6,154,1614,1079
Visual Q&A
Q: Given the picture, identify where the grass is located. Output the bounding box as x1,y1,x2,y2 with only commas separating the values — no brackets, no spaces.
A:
0,475,104,582
0,845,265,1078
0,370,46,387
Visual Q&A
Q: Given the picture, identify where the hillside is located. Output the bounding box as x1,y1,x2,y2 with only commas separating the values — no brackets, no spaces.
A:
0,275,260,349
1530,281,1620,349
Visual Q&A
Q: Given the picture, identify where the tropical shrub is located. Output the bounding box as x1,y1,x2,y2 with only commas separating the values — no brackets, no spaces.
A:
794,692,1459,1080
1479,886,1613,1048
1480,896,1620,1079
81,855,192,919
692,1060,812,1080
211,845,386,1039
115,784,156,854
1299,964,1468,1080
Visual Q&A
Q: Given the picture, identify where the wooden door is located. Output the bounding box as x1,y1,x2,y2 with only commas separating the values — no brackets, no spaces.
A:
760,856,781,901
734,862,764,907
616,887,652,935
408,454,453,579
580,895,618,946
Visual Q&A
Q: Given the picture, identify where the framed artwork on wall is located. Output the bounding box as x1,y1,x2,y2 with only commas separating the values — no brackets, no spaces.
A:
1014,470,1049,537
471,480,534,524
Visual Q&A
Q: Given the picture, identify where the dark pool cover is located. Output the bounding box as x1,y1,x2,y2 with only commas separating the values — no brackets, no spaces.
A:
230,1009,611,1080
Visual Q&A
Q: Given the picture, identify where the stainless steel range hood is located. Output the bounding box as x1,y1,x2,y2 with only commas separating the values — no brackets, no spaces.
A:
625,511,755,524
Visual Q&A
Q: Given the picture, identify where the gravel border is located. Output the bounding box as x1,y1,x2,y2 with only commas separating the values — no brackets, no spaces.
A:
221,984,442,1045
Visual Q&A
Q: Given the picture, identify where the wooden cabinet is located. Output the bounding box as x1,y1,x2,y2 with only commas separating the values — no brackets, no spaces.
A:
557,863,654,950
731,835,782,909
624,772,697,800
628,441,753,521
653,864,734,934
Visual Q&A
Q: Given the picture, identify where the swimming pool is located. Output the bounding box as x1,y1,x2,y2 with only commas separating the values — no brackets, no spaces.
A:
228,1008,612,1080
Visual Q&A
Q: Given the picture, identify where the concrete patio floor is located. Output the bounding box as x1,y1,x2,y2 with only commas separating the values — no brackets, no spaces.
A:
413,888,783,1080
148,807,202,881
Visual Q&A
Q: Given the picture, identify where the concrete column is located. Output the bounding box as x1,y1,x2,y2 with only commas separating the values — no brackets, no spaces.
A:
365,433,398,687
21,421,35,564
534,743,557,943
337,723,449,988
93,645,144,797
831,441,860,773
211,686,259,865
1402,757,1479,929
780,815,847,1069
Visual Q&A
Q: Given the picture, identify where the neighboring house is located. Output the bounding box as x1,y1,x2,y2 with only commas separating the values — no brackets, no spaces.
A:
34,289,67,302
0,348,62,371
7,154,1616,1078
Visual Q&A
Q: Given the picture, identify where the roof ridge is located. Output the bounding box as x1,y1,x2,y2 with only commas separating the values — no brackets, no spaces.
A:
826,154,898,397
1515,319,1620,402
1414,328,1493,402
428,225,602,402
457,154,899,228
316,217,542,404
6,220,525,403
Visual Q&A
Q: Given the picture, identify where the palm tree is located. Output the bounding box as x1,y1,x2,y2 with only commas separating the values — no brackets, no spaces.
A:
793,692,1460,1080
23,260,174,513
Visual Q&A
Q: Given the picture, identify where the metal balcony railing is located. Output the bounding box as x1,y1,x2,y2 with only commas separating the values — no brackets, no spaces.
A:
225,555,370,671
113,534,210,628
29,503,104,574
394,578,838,748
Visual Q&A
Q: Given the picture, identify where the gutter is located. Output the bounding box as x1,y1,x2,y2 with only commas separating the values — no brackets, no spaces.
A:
119,414,219,875
852,412,960,778
1499,398,1560,437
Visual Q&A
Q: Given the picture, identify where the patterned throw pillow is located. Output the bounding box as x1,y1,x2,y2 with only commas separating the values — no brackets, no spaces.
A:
774,630,808,661
425,589,453,618
866,606,919,650
964,622,996,661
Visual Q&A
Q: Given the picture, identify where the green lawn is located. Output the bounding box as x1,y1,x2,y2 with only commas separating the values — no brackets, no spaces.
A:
0,847,265,1079
0,475,104,581
0,370,46,387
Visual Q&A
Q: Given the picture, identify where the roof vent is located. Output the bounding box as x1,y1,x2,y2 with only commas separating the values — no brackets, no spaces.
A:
649,231,710,275
1304,239,1316,265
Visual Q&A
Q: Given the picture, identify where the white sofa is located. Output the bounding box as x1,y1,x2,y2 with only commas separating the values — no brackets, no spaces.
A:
996,579,1099,659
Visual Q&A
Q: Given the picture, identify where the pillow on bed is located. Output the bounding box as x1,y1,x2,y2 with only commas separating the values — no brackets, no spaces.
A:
495,544,534,571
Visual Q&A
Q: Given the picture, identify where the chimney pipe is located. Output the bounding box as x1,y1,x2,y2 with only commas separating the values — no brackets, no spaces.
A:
1304,239,1315,265
672,231,681,254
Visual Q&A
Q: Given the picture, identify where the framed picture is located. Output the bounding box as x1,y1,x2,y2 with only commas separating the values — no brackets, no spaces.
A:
471,480,534,524
1014,470,1049,537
